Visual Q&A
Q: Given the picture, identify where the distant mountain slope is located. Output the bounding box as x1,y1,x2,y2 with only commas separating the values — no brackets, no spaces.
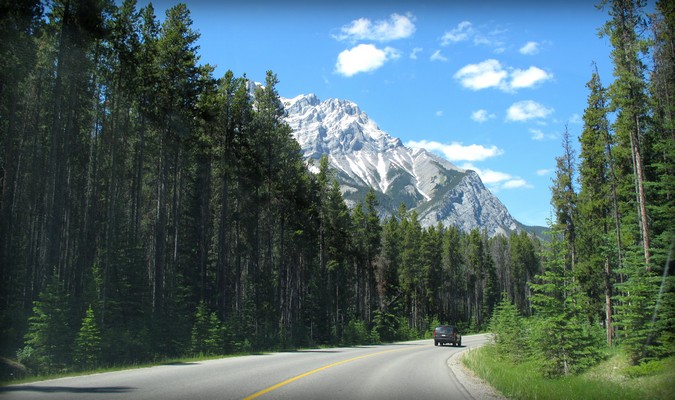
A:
282,93,526,237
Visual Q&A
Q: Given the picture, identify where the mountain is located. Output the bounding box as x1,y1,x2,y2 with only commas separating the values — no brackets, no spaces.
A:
282,93,524,237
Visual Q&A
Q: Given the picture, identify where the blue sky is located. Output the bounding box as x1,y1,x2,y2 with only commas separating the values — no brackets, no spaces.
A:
139,0,636,227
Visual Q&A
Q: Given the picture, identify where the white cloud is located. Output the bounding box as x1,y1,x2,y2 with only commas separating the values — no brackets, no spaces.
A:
454,59,553,91
519,41,540,55
471,109,495,123
529,128,556,141
441,21,473,45
530,128,545,140
477,168,512,185
472,27,507,50
410,47,423,59
435,110,443,117
335,13,415,42
453,59,508,90
462,163,532,191
510,66,552,89
502,178,531,189
441,21,505,51
536,169,551,176
430,50,448,62
405,140,503,162
506,100,554,122
335,44,400,77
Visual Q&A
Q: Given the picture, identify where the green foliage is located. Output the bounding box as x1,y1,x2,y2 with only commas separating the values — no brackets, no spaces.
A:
463,345,674,400
529,228,604,377
343,318,376,345
509,231,539,315
23,277,74,373
73,306,102,370
394,316,417,341
614,265,669,364
489,293,530,363
373,310,399,342
190,302,225,356
621,357,669,378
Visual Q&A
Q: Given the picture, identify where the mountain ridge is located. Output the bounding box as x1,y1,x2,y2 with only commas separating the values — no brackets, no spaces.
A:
282,93,536,237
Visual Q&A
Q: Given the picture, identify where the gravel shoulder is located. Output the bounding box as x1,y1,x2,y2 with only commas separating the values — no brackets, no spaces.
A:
447,348,507,400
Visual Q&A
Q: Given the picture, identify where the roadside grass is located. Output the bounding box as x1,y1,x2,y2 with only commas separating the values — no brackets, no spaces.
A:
0,352,261,386
462,344,675,400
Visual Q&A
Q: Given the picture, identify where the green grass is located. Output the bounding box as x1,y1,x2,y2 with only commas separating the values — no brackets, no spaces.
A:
462,345,675,400
0,352,261,386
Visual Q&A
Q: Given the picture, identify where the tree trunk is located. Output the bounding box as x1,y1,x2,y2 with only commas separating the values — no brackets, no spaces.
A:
629,115,651,268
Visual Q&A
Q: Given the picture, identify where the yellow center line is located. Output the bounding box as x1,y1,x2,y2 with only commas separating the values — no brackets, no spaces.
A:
241,346,417,400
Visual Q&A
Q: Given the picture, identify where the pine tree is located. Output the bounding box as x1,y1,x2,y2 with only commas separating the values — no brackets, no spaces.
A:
489,292,529,363
509,231,539,315
648,0,675,271
577,67,618,345
73,306,102,370
398,208,423,331
530,227,604,377
0,0,44,356
601,0,652,268
190,302,224,355
22,276,74,373
442,225,465,323
420,225,443,322
550,125,578,272
601,0,673,365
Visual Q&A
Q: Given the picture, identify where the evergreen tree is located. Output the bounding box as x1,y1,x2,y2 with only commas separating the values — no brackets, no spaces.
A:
509,231,538,315
489,292,530,363
441,225,465,323
577,67,618,344
601,0,673,365
601,0,652,267
22,276,74,373
420,224,443,323
530,228,604,377
190,302,224,355
73,306,102,370
550,125,578,272
398,208,423,331
648,0,675,271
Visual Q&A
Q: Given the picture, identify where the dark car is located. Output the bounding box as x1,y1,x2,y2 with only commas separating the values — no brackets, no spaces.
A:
433,325,462,346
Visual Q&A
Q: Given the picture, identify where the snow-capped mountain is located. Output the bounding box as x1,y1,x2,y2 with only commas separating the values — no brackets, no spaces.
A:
282,93,521,237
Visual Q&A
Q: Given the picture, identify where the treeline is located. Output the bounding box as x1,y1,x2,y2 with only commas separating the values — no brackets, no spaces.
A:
491,0,674,377
0,0,543,375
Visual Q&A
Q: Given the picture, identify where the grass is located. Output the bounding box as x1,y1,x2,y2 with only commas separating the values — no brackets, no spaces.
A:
462,345,675,400
0,352,262,386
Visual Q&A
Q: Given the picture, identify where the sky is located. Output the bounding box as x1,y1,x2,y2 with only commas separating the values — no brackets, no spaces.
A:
136,0,648,227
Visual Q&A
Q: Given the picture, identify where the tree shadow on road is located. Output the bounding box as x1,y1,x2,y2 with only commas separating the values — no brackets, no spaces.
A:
0,385,134,394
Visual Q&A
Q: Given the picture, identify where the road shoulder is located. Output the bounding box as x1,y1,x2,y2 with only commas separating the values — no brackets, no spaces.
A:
447,348,506,400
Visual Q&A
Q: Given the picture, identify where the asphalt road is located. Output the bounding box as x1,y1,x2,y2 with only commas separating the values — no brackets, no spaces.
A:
1,334,492,400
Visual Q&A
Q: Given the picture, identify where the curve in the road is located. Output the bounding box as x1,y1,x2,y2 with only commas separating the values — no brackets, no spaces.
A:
242,346,416,400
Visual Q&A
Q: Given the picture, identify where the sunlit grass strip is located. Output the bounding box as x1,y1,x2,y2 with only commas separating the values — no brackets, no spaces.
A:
462,345,674,400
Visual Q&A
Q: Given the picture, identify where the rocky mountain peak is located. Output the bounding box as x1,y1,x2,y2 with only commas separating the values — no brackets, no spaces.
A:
282,93,523,237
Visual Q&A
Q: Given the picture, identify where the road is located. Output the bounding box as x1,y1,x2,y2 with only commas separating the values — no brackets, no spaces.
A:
1,334,495,400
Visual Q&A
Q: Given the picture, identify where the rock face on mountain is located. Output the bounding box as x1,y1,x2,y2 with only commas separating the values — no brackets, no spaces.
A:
282,93,520,237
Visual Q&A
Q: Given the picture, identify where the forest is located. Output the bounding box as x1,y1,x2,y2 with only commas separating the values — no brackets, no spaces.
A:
0,0,672,379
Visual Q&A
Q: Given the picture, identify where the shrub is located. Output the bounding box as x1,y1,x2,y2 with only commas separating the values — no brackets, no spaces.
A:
343,318,371,345
489,293,530,363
